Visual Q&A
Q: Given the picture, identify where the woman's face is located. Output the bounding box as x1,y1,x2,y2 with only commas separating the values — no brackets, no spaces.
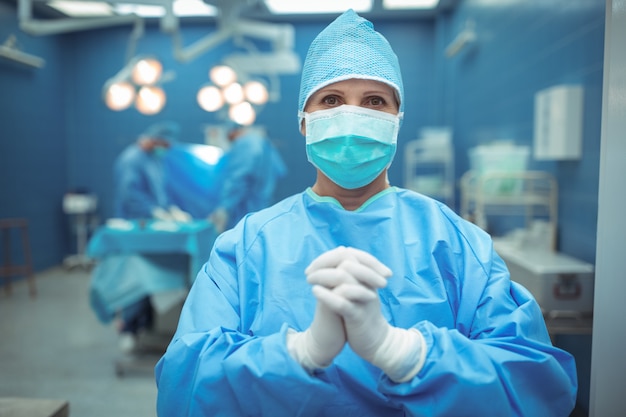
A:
304,78,399,115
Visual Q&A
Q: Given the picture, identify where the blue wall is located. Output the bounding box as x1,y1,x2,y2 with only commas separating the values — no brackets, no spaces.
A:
0,2,69,268
441,0,604,265
0,1,604,413
439,0,605,413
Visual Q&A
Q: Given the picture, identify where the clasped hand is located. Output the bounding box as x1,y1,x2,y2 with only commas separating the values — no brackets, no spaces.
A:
288,246,426,382
306,246,392,364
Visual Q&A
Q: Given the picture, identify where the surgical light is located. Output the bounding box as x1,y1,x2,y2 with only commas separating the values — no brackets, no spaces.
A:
229,101,256,126
243,80,269,105
199,63,272,124
132,57,162,85
210,65,237,87
135,85,166,115
104,81,136,111
223,82,244,105
197,85,224,112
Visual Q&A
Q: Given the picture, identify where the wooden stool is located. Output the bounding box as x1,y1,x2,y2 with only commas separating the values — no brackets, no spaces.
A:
0,218,36,297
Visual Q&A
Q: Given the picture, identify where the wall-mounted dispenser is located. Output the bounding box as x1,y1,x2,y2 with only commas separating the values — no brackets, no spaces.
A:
533,84,584,160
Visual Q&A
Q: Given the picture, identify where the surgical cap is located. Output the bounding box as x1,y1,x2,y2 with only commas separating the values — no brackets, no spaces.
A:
141,121,181,142
298,9,404,120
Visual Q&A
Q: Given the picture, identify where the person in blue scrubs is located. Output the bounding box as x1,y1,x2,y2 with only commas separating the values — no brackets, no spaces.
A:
210,125,287,232
155,10,577,416
112,121,188,351
113,121,181,220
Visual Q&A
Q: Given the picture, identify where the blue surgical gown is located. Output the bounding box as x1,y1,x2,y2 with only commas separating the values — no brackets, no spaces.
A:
162,143,226,219
218,132,287,229
155,187,577,417
114,145,170,219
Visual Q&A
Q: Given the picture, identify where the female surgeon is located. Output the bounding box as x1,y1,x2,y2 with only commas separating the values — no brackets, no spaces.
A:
155,9,577,416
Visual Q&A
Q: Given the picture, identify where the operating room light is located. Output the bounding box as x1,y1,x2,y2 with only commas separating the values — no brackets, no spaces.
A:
132,57,163,85
222,82,244,105
198,66,265,125
229,101,256,126
135,85,166,115
210,65,237,87
243,80,269,105
103,54,171,114
197,85,224,112
104,81,136,111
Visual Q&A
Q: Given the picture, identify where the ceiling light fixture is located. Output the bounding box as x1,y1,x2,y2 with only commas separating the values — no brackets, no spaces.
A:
103,81,136,111
264,0,372,14
243,80,269,105
47,0,114,17
210,65,237,87
383,0,440,9
197,85,224,112
197,63,271,126
103,55,171,114
229,101,256,126
135,85,167,115
46,0,217,18
131,57,163,85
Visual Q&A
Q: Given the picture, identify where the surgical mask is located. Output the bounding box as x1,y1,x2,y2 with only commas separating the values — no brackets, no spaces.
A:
300,105,402,189
153,146,168,158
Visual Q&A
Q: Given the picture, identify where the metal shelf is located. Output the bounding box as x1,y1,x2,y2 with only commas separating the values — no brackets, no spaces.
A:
460,170,558,250
404,134,454,207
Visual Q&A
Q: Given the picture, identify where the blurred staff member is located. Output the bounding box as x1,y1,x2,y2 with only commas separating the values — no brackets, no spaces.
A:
210,125,287,232
111,121,188,352
114,121,190,222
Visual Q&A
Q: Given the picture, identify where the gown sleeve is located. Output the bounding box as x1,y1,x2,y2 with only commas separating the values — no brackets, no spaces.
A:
154,230,337,417
378,245,578,417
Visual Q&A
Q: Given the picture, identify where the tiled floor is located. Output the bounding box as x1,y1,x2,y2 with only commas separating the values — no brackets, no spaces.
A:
0,267,162,417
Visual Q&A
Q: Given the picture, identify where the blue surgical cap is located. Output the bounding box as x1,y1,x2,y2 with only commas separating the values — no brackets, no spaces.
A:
141,121,181,142
298,9,404,120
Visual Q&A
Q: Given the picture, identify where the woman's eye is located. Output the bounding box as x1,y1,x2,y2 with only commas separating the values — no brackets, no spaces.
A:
368,96,386,106
322,95,340,106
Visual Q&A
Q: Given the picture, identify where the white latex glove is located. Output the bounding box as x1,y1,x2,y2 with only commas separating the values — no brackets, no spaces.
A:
210,208,229,233
169,205,192,223
286,247,360,372
311,251,427,383
286,302,346,372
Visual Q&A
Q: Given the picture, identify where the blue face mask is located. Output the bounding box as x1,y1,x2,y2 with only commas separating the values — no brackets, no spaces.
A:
301,105,402,189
